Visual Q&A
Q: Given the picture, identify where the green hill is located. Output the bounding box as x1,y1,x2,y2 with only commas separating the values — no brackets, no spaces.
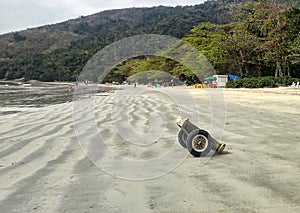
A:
0,0,243,81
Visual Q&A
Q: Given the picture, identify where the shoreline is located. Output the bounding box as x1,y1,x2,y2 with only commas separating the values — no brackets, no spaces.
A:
1,79,300,95
0,79,76,85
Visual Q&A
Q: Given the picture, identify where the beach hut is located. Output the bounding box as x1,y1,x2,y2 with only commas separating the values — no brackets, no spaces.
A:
204,75,228,88
213,75,228,88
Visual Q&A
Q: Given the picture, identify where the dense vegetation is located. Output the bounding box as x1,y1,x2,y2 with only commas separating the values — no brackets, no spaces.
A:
114,0,300,83
226,76,300,88
184,0,300,78
0,0,241,82
0,0,299,83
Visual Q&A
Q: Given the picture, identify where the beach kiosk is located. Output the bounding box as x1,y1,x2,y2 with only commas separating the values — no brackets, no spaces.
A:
204,76,217,88
204,75,228,88
213,75,228,88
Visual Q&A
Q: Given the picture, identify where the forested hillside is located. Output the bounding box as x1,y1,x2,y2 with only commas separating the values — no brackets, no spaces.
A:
0,0,242,81
114,0,300,83
0,0,299,82
184,0,300,78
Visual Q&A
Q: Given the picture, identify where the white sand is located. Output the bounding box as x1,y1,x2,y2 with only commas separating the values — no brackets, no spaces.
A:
0,86,299,212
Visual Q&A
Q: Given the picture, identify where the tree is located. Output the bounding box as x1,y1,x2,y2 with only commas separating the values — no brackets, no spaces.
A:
284,7,300,76
184,0,299,77
13,32,26,42
240,0,295,77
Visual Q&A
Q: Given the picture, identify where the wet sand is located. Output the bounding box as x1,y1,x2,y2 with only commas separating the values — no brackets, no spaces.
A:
0,84,299,212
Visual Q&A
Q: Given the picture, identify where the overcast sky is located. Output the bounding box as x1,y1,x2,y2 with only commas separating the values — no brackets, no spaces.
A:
0,0,206,35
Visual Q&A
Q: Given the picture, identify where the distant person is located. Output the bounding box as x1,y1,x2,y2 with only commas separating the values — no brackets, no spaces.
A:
134,82,137,88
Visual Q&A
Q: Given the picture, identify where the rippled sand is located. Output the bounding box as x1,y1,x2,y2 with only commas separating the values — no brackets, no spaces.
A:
0,84,299,212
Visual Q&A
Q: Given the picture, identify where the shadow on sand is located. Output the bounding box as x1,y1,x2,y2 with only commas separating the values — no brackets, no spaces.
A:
213,150,232,157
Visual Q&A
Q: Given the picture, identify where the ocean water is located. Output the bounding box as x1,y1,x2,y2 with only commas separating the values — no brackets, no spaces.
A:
0,82,75,108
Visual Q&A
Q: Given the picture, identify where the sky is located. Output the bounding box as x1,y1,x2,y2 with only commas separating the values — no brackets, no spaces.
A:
0,0,206,35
